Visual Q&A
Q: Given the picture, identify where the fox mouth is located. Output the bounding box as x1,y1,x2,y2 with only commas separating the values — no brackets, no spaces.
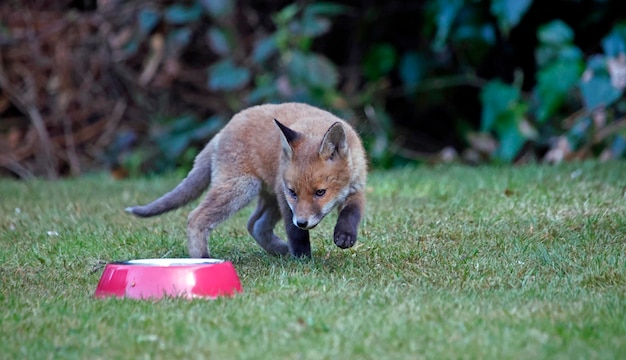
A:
293,218,321,230
296,223,318,230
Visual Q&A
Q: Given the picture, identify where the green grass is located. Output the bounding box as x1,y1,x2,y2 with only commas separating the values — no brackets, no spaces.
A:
1,162,625,359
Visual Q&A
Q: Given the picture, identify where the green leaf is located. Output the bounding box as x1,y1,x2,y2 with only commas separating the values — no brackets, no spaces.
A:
298,15,331,37
153,116,196,161
536,20,582,68
535,60,583,122
288,51,338,89
490,0,533,36
274,4,299,25
430,0,464,52
207,27,231,56
273,28,289,51
164,3,202,25
252,36,278,64
207,60,251,91
535,45,557,67
166,114,196,134
399,51,426,93
558,46,583,62
480,79,531,162
580,70,623,110
568,116,591,146
287,51,308,82
200,0,234,18
138,8,160,35
480,80,521,132
454,23,496,45
586,55,610,73
495,119,526,162
602,30,626,57
247,80,278,104
538,20,574,45
610,135,626,157
160,133,191,161
363,44,397,81
536,44,582,67
303,2,349,17
166,27,192,55
305,54,338,88
192,116,224,140
122,36,140,56
493,103,529,162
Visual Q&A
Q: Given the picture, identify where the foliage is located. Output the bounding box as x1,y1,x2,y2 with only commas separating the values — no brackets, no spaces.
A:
1,0,625,178
421,0,626,163
114,0,361,175
479,79,530,162
474,18,626,163
111,0,403,172
0,0,355,177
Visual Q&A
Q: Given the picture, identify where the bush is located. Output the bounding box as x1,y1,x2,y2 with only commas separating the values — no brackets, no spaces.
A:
0,0,624,178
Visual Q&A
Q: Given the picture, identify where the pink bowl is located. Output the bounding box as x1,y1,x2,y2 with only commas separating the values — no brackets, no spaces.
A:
94,258,242,300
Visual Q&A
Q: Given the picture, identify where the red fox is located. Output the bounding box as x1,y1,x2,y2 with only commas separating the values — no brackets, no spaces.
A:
125,103,367,258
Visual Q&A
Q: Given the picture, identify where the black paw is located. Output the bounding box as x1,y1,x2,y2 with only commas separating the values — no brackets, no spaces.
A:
290,246,312,258
334,229,357,249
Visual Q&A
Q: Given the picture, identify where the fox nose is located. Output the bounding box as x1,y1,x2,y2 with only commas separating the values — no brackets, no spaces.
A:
296,220,308,229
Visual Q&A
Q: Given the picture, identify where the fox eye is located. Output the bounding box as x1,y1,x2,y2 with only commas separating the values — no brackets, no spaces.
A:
288,188,297,199
314,189,326,197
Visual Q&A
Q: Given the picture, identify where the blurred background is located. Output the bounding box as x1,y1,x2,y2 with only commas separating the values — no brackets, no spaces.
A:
0,0,624,179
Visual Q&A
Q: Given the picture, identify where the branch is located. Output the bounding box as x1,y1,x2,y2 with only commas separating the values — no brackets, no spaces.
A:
0,60,58,178
594,116,626,144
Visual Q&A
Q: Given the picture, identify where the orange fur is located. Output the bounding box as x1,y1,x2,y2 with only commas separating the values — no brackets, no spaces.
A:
126,103,367,258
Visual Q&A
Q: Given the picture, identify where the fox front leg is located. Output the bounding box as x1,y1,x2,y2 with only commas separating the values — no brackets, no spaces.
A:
276,190,312,258
334,191,365,249
285,220,311,258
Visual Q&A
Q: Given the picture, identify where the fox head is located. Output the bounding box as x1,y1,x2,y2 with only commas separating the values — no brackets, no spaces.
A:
274,119,353,230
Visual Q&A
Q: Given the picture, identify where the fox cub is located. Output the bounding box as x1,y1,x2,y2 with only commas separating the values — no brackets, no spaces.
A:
125,103,367,258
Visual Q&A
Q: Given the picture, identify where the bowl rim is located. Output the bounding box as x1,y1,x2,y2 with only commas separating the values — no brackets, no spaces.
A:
112,258,225,267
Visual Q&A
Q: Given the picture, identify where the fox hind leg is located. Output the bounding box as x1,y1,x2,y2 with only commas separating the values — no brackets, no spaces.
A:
187,177,260,258
247,193,289,256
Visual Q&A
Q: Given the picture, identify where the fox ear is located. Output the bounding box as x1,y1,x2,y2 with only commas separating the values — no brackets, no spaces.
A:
319,122,347,160
274,119,299,159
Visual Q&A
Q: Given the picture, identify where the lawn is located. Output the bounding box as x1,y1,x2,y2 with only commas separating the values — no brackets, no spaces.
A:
1,162,624,359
